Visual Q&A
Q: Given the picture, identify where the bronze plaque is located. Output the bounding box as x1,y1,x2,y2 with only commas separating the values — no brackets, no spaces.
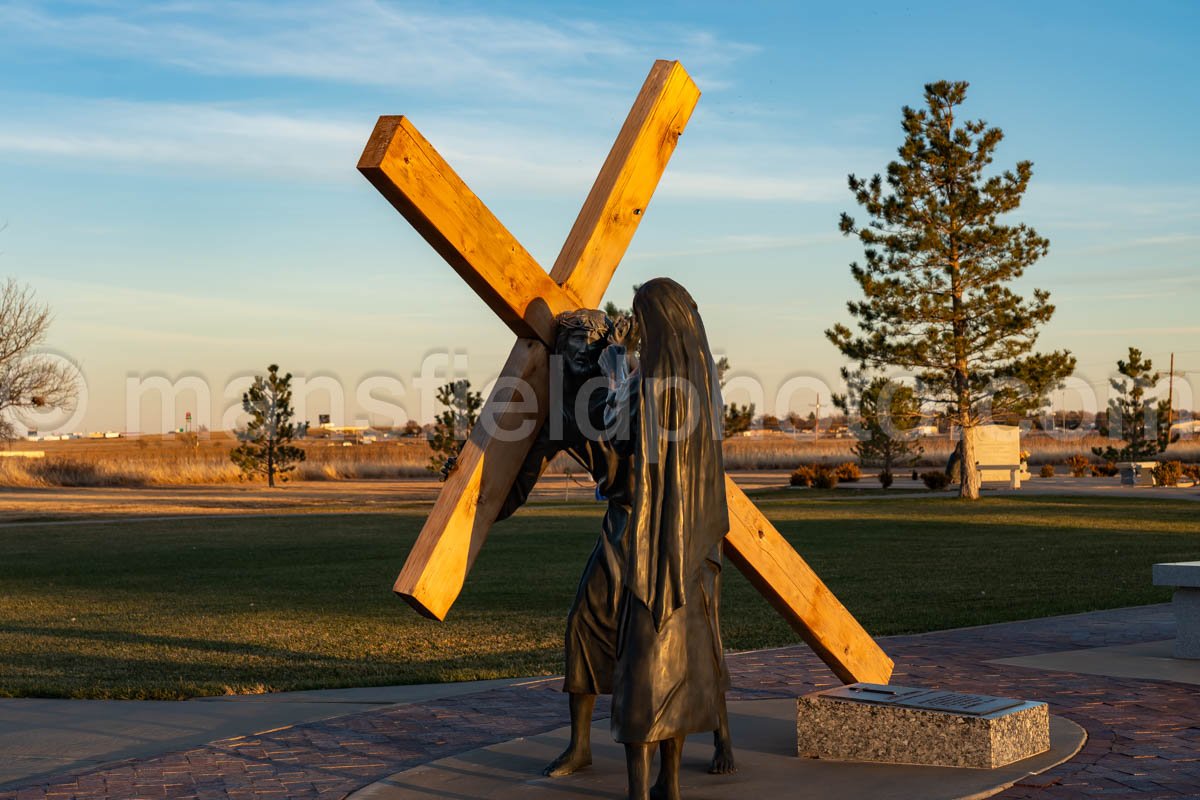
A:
823,683,1026,717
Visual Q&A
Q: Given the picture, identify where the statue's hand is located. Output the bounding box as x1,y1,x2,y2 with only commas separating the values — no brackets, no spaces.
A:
608,314,637,350
599,344,638,433
598,344,627,384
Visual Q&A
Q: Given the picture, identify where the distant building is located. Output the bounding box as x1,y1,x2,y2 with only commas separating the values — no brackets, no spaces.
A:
1170,420,1200,439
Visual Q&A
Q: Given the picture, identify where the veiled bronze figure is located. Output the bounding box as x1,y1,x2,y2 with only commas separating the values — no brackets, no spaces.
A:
610,278,731,800
496,295,733,789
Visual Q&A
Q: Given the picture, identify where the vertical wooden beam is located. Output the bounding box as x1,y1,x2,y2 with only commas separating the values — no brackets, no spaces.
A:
551,60,700,306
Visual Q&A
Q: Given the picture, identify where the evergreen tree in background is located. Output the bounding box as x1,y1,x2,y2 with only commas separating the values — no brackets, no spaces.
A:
428,379,483,479
835,373,924,488
714,355,754,436
230,364,305,487
1092,347,1169,462
827,81,1074,499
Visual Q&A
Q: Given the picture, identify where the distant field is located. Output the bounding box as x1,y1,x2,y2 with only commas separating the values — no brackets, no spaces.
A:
0,493,1196,699
2,431,1197,486
0,434,430,486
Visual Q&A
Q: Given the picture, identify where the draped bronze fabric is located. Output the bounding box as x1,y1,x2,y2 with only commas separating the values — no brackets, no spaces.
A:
496,346,634,697
611,277,730,744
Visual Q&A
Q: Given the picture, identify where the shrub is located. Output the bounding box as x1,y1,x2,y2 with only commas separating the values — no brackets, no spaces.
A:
1182,463,1200,483
878,470,894,489
1152,460,1183,487
920,471,950,491
1064,454,1090,478
834,462,861,482
790,464,817,487
1090,460,1118,477
1039,464,1055,478
812,466,839,490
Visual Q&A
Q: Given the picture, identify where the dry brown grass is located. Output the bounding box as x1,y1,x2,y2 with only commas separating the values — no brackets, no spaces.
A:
0,435,430,487
3,429,1195,487
298,441,429,480
719,431,1200,470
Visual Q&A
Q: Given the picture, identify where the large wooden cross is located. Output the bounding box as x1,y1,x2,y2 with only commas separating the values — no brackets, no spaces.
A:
358,60,893,685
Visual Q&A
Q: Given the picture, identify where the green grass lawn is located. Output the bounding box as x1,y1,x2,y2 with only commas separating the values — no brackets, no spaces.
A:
0,493,1197,699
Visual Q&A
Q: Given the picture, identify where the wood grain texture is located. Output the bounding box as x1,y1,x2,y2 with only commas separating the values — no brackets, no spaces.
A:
385,61,702,620
722,476,895,684
549,60,700,307
358,116,580,345
394,338,549,620
373,60,892,689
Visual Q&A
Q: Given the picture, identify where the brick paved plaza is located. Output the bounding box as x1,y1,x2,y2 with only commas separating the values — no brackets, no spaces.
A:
1,604,1196,800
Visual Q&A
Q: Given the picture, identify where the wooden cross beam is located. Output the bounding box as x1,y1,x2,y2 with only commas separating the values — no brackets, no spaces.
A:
358,60,894,686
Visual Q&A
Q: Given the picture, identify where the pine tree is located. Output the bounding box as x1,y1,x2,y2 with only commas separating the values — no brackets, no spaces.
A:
835,373,924,488
428,379,483,479
1092,347,1169,462
230,364,305,487
826,81,1075,499
713,355,754,436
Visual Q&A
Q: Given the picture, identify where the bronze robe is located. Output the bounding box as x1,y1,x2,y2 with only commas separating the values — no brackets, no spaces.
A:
610,278,730,744
498,381,636,695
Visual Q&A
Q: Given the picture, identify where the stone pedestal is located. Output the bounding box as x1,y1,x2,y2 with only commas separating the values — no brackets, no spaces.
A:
796,684,1050,769
1153,562,1200,659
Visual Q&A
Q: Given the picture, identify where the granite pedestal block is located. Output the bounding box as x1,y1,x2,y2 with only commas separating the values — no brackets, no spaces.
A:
1153,561,1200,659
796,684,1050,769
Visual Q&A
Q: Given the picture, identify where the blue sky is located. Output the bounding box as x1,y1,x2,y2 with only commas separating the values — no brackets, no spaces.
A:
1,0,1197,432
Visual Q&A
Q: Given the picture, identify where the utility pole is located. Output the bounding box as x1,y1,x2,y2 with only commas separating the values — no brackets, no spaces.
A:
1167,352,1175,429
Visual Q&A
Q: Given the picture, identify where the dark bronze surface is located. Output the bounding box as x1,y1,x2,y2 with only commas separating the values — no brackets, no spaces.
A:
496,283,735,795
611,278,730,747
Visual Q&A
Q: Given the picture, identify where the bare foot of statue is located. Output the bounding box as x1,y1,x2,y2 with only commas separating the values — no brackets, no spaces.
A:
708,697,737,774
542,747,592,777
543,692,595,777
708,740,737,774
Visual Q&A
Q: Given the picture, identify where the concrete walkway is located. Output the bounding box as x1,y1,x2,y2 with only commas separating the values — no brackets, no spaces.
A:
349,699,1085,800
2,605,1199,799
0,679,530,790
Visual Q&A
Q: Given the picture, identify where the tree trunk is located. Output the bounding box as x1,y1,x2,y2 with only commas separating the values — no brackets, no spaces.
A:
947,238,977,500
267,442,275,488
958,423,981,499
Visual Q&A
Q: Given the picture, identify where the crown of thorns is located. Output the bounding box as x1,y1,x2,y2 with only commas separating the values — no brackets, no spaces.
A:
554,309,611,339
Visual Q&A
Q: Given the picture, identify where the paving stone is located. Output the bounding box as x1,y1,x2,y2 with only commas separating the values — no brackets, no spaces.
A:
1,604,1196,799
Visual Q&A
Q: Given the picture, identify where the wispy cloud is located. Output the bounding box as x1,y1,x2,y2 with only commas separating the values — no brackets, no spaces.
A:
629,233,842,260
1065,233,1200,257
0,2,818,197
0,94,864,203
1025,183,1200,229
659,171,843,203
0,98,364,181
0,1,754,101
1065,326,1200,337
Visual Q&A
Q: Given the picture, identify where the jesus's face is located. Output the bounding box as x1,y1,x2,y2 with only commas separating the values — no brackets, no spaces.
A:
560,329,599,379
